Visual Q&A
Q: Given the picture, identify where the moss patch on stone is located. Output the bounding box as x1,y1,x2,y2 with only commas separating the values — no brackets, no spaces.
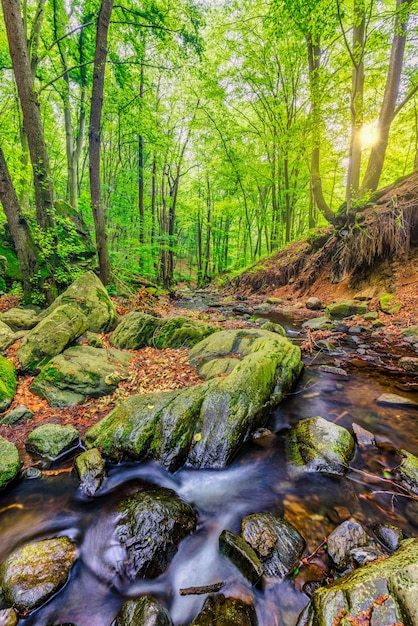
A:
0,436,20,490
0,356,17,411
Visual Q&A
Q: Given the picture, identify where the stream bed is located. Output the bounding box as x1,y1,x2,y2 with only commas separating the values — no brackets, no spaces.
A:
0,312,418,625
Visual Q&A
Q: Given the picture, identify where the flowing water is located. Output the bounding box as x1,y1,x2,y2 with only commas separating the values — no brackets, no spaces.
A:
1,313,418,626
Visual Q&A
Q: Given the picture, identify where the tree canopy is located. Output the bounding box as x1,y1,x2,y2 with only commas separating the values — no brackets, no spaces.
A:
0,0,417,298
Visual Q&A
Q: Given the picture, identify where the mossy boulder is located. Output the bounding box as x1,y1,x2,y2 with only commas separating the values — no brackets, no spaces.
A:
261,321,286,336
110,311,218,350
17,304,88,372
302,317,334,331
1,308,39,331
85,329,303,469
39,271,117,333
30,345,131,407
25,424,79,460
379,292,402,315
115,488,197,580
75,448,106,496
0,320,16,351
397,449,418,496
0,536,77,613
326,300,368,319
190,595,258,626
0,436,20,490
112,596,173,626
297,538,418,626
287,416,355,476
0,356,17,411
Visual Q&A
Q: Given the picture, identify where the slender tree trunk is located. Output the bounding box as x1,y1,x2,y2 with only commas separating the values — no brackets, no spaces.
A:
307,33,335,224
89,0,113,284
1,0,55,229
138,60,145,246
204,174,211,281
151,154,157,245
0,146,39,298
361,0,413,193
346,0,365,211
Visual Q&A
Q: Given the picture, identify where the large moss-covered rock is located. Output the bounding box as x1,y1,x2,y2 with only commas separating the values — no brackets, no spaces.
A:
0,537,77,613
17,304,88,372
30,345,131,406
379,292,402,315
326,300,368,319
0,436,20,490
287,416,355,476
85,329,303,469
0,320,16,351
25,424,79,460
39,271,117,333
190,595,258,626
0,356,16,411
241,513,305,579
1,308,39,331
110,311,218,350
113,596,173,626
115,488,197,580
397,449,418,496
297,538,418,626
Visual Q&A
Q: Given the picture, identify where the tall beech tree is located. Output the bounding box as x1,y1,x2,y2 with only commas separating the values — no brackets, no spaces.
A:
89,0,113,285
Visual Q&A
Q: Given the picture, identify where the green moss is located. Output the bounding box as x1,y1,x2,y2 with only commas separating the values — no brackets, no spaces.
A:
0,356,17,410
379,292,402,315
0,436,20,489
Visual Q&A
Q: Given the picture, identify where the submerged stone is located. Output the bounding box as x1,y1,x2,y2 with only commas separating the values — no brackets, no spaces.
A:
116,488,197,580
190,594,258,626
0,436,20,490
219,529,264,585
26,424,79,460
287,416,355,476
376,393,418,408
75,448,106,496
113,596,173,626
241,513,305,579
0,536,77,612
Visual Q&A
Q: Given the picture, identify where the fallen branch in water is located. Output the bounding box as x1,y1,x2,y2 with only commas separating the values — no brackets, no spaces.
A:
179,581,225,595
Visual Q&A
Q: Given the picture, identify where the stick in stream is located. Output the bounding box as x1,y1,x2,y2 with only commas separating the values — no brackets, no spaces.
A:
179,581,225,596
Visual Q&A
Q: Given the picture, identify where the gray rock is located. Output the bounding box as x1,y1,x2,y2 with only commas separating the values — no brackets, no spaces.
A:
241,513,305,578
113,596,173,626
352,422,375,448
75,448,106,496
115,488,197,580
25,424,79,460
190,594,258,626
306,297,322,310
297,538,418,626
0,320,16,351
399,357,418,374
372,524,404,552
0,405,33,426
17,304,88,372
0,537,77,612
327,520,373,571
376,393,418,408
1,308,39,331
219,529,264,585
0,436,20,490
39,271,117,333
30,345,131,407
287,416,355,476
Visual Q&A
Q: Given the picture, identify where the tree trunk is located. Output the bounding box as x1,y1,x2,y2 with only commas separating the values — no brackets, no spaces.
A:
138,60,145,246
0,146,39,298
360,0,413,193
307,33,335,224
346,0,365,211
1,0,55,229
89,0,113,285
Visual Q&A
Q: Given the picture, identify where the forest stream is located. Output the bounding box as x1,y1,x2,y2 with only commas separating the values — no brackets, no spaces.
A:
0,310,418,626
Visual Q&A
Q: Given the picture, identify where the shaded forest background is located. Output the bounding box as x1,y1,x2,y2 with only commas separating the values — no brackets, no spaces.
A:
0,0,417,303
